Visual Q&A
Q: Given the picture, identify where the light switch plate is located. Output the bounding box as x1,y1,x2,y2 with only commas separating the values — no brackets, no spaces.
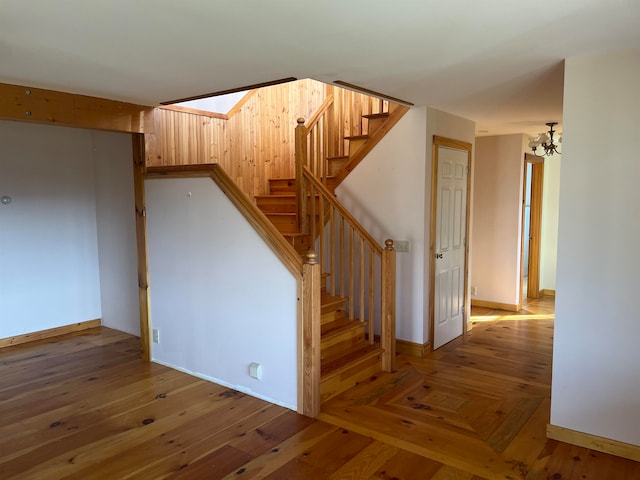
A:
395,240,410,253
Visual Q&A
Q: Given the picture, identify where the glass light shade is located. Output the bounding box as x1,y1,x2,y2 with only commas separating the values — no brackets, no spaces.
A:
538,132,550,144
528,138,541,148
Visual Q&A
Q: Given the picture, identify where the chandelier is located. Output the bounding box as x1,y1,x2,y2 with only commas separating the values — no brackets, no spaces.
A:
529,122,562,156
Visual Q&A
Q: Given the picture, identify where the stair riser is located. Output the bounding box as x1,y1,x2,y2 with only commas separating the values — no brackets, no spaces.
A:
321,310,346,324
328,157,349,176
268,178,337,194
320,352,382,403
348,138,367,155
321,300,347,316
267,215,297,234
258,200,323,214
321,324,366,350
268,179,296,194
256,200,296,213
366,117,386,134
322,333,366,361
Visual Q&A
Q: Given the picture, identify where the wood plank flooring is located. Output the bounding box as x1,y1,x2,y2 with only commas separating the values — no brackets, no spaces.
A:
1,297,638,479
322,296,640,479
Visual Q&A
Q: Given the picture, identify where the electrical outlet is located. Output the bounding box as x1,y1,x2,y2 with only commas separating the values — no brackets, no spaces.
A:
471,286,478,296
152,329,159,344
249,362,263,380
395,240,410,253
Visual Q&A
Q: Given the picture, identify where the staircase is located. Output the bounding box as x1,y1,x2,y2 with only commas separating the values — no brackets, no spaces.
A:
254,104,404,403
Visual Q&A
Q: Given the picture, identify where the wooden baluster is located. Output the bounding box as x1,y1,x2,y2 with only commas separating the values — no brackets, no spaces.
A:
316,123,322,181
359,237,365,330
349,227,355,321
302,251,321,417
369,249,374,345
329,206,336,296
381,239,396,372
295,118,308,234
339,216,345,298
323,112,330,183
310,182,317,243
312,125,318,178
319,188,325,272
309,126,314,177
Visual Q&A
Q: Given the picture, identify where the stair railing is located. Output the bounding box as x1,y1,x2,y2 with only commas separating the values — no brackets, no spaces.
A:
294,91,391,234
295,96,333,233
302,167,396,371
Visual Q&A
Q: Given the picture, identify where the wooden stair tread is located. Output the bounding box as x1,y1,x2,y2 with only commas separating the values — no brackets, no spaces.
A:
321,294,347,314
321,317,361,336
282,232,309,238
321,342,383,378
326,155,349,161
362,113,389,119
270,176,337,182
344,134,369,141
257,193,321,198
255,193,295,199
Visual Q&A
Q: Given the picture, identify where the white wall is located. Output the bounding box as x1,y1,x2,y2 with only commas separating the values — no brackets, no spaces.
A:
0,120,102,337
336,107,475,346
471,134,526,306
0,121,139,339
540,154,561,291
336,107,427,344
551,50,640,446
93,131,139,336
145,177,298,409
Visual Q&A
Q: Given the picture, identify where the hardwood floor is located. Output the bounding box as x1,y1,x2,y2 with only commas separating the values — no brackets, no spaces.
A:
1,298,638,479
321,296,640,479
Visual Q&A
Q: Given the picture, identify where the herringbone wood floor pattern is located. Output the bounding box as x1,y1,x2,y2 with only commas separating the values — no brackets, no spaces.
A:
1,297,638,478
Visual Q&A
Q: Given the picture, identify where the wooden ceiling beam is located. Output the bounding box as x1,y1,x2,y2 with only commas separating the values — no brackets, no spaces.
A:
0,82,154,134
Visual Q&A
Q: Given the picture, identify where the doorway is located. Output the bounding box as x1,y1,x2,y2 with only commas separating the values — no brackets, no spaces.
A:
430,136,472,350
520,153,544,303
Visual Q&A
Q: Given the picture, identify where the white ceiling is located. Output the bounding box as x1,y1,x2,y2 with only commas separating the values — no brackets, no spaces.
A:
1,0,639,136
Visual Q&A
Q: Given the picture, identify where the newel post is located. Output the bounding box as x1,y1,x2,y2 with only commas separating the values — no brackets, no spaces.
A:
295,118,309,234
381,239,396,372
302,251,321,417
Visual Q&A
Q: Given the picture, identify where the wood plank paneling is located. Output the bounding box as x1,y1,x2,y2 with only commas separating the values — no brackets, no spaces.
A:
147,79,327,198
146,79,393,199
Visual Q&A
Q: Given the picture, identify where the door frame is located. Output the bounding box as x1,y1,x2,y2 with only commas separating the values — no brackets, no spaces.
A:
520,153,544,303
429,135,473,351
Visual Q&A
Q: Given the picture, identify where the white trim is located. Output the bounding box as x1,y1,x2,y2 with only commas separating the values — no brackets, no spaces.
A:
151,358,297,411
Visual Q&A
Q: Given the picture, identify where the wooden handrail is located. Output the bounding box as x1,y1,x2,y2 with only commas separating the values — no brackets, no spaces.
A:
145,164,304,277
305,95,334,131
302,167,382,255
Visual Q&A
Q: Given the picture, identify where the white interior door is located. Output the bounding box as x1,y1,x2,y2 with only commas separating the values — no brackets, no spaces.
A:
434,146,468,349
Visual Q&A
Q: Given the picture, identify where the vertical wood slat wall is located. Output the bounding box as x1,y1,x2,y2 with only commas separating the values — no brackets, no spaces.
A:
147,79,326,198
146,80,387,200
